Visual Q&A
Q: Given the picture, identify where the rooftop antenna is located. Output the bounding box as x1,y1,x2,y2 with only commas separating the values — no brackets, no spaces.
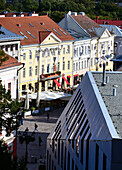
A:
102,62,106,86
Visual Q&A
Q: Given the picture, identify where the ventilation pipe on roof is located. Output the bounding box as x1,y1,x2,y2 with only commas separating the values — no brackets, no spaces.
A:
113,88,116,96
102,63,106,86
79,12,85,16
71,12,77,16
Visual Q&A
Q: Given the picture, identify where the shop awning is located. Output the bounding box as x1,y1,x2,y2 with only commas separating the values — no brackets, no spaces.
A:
53,79,61,87
62,77,70,85
74,74,79,77
67,75,71,78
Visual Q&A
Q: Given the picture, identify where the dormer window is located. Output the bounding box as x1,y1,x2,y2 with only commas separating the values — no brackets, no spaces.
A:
40,23,44,25
17,24,21,27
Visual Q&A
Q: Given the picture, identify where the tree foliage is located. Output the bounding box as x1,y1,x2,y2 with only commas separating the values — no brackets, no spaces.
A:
0,0,121,25
0,80,22,136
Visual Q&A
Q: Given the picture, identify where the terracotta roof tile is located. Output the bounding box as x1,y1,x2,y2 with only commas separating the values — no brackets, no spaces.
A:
0,16,74,45
0,54,22,70
71,14,102,37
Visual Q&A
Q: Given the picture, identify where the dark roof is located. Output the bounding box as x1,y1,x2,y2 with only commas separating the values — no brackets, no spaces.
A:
71,14,102,37
0,54,22,70
0,26,23,41
39,31,51,43
0,16,74,45
92,72,122,138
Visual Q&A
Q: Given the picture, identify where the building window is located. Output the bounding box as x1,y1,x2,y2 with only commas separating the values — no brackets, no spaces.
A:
23,68,25,77
29,50,32,59
68,61,70,70
29,67,32,76
35,66,38,75
57,62,60,71
0,45,4,50
63,61,65,70
42,65,44,74
23,53,26,60
47,64,50,73
67,45,70,53
10,45,13,51
8,83,11,91
5,45,9,52
35,50,38,58
15,44,18,50
63,48,65,54
73,63,75,71
76,62,78,71
22,84,26,95
42,51,45,57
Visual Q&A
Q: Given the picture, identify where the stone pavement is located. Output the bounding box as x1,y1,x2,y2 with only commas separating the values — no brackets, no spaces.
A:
17,107,65,170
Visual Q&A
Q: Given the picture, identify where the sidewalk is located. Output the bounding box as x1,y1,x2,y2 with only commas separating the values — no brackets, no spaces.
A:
17,107,65,170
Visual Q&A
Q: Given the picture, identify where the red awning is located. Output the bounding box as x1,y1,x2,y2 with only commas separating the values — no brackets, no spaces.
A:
62,77,70,85
53,79,61,87
67,75,71,78
74,74,79,77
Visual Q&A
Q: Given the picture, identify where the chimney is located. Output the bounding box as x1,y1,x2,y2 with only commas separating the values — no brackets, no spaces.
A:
102,63,106,86
96,16,99,23
79,12,85,16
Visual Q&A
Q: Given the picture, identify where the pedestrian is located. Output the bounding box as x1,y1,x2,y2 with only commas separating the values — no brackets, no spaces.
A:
47,112,49,120
39,136,42,146
34,123,38,132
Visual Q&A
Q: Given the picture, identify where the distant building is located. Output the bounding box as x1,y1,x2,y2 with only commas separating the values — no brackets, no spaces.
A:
47,71,122,170
59,11,114,86
0,13,75,97
0,26,23,99
94,16,122,29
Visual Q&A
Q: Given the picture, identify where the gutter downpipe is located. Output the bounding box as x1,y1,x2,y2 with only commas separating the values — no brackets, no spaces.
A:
16,63,25,100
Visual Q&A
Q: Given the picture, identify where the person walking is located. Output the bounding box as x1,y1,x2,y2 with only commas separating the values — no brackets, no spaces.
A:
34,123,38,132
47,112,49,120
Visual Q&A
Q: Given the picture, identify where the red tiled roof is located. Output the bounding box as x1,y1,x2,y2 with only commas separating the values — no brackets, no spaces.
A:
0,54,22,70
94,18,122,29
71,14,102,37
0,16,74,45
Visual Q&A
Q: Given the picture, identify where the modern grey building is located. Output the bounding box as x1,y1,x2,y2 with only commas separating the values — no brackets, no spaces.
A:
47,71,122,170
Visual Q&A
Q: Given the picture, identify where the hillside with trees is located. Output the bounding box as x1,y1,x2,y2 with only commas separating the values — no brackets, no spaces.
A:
0,0,122,23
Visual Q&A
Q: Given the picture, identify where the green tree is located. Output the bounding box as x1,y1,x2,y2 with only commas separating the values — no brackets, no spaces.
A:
0,80,22,136
0,0,6,10
0,50,9,66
